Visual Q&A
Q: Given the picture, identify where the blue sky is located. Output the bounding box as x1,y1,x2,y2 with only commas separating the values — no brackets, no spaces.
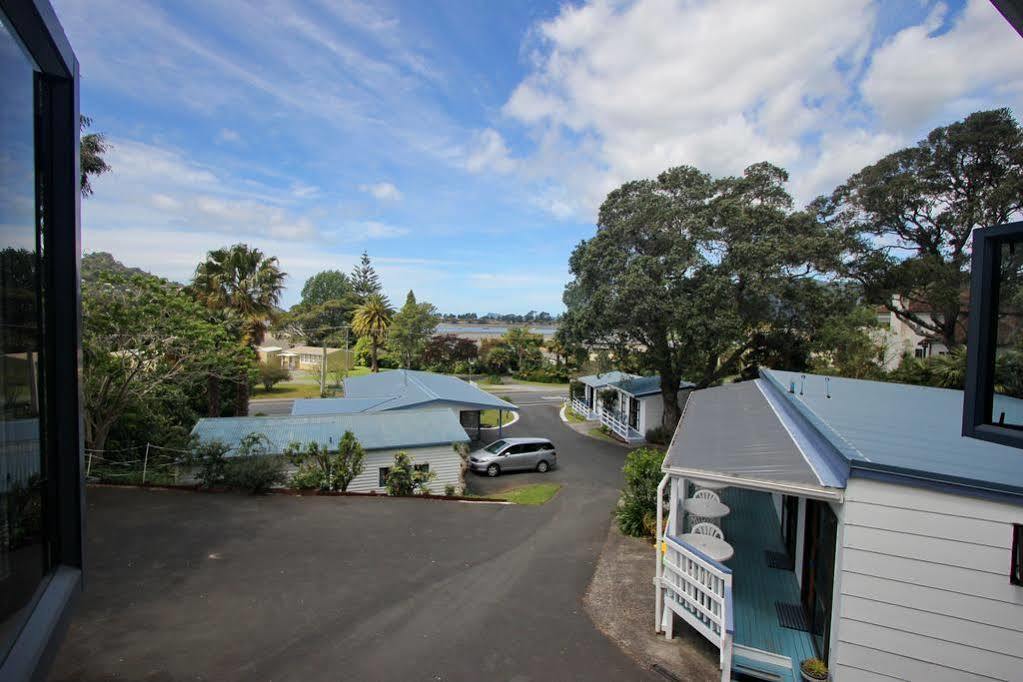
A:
53,0,1023,312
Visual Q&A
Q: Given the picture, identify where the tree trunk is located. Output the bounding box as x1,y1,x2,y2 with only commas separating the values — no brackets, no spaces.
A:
207,375,221,417
234,370,249,417
661,379,682,431
370,339,379,373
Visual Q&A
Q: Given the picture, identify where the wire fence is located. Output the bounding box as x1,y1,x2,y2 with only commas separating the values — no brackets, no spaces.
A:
85,443,194,486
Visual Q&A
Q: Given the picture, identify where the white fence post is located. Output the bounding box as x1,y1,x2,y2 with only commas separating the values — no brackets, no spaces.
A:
86,451,93,477
141,443,150,484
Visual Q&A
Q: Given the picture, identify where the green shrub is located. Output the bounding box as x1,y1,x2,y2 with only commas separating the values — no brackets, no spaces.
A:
290,464,323,490
258,361,291,391
482,374,503,385
385,451,436,495
188,440,231,488
283,430,365,492
615,447,666,538
514,367,569,383
444,484,456,497
645,425,673,445
223,455,287,494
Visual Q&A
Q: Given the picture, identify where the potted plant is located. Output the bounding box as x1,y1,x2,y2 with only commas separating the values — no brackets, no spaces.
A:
800,658,828,681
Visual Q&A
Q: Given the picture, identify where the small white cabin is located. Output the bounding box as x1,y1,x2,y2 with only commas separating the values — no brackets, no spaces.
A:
655,370,1023,681
571,372,692,444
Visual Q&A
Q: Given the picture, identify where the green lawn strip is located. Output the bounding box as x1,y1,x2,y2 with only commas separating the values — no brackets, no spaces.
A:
251,382,326,399
564,406,587,423
587,426,620,443
493,483,561,505
479,408,516,427
507,378,570,390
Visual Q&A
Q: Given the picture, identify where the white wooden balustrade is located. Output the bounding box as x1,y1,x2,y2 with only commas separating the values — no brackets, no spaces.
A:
599,408,630,439
571,397,593,419
658,534,734,681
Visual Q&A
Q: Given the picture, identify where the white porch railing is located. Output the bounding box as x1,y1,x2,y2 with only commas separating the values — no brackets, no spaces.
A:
599,407,630,439
570,397,594,419
658,535,734,681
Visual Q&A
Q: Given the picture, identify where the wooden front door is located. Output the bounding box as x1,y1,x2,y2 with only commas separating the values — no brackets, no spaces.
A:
801,500,838,662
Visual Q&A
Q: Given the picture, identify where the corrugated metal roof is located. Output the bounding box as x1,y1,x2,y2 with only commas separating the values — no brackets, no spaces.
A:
764,369,1023,500
339,370,517,412
192,408,470,453
291,397,390,415
611,375,694,397
577,371,637,388
664,381,836,493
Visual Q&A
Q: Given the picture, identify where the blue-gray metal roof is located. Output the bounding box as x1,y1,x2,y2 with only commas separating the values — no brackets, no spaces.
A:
664,380,844,497
340,370,517,412
577,371,636,388
192,408,470,454
764,369,1023,501
611,375,694,397
291,397,390,415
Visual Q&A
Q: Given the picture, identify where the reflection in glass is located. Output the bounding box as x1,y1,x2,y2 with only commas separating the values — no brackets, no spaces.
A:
0,15,47,661
990,239,1023,429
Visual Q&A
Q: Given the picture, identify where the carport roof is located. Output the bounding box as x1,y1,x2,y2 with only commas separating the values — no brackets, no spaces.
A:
192,408,470,453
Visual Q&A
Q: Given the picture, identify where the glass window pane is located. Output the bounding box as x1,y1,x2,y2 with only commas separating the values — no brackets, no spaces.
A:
989,238,1023,429
0,14,47,661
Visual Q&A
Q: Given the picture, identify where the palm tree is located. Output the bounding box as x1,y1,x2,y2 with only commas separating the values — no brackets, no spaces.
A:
192,244,286,415
352,293,394,372
192,244,286,346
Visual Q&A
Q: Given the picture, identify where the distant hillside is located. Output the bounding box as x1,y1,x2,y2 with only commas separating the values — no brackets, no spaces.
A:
81,252,153,284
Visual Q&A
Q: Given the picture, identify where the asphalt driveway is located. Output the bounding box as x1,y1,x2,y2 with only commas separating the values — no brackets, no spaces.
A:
49,402,657,681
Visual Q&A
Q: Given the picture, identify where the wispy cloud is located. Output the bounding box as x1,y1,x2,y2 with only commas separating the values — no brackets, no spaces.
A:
358,182,403,201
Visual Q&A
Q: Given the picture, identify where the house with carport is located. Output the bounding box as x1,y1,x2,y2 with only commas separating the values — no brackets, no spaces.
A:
655,369,1023,681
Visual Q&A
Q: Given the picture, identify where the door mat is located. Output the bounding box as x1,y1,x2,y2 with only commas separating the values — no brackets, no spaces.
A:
775,602,809,631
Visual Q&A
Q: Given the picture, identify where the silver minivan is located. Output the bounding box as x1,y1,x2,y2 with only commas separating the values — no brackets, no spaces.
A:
467,437,557,477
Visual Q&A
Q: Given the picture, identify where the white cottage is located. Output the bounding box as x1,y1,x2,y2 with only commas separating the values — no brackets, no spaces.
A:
655,370,1023,681
572,372,692,444
191,408,470,494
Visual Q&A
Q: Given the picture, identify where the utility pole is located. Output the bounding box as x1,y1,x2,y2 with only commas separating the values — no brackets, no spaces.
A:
320,344,327,396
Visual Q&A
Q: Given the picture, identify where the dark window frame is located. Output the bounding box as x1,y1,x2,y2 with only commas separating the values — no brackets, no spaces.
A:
378,467,389,487
1012,524,1022,586
963,221,1023,449
0,1,83,680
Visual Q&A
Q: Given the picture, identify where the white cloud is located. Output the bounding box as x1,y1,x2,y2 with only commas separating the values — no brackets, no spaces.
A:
496,0,1023,218
462,129,516,174
861,0,1023,131
358,182,403,201
361,221,409,238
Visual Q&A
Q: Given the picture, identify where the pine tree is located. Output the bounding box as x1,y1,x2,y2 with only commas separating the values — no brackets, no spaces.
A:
351,251,382,301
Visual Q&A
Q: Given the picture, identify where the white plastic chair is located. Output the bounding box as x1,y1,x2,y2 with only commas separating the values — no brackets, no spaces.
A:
692,489,720,503
691,522,724,539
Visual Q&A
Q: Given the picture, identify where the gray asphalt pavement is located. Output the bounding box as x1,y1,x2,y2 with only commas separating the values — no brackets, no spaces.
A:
49,403,656,681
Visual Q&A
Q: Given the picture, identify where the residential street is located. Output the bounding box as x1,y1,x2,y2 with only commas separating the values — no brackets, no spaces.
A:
49,402,658,681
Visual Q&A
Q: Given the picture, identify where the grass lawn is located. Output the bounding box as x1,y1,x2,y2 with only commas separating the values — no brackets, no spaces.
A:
251,382,327,399
507,378,570,390
480,408,516,427
564,406,588,423
494,483,561,506
587,426,620,443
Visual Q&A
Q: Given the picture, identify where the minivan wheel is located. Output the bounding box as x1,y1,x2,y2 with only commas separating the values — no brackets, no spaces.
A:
486,463,500,477
536,461,550,473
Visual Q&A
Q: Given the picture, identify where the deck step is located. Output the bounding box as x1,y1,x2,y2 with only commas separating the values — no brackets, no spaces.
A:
732,654,798,681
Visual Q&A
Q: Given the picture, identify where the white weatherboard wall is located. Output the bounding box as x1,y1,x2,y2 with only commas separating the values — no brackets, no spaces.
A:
346,445,463,494
832,477,1023,682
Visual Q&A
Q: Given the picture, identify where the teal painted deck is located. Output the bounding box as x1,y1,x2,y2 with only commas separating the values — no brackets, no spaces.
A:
719,488,816,678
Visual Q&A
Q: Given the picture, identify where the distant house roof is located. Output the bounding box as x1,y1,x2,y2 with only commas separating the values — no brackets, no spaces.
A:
293,370,517,416
611,375,694,398
289,345,342,355
191,408,470,453
576,371,637,388
257,346,283,353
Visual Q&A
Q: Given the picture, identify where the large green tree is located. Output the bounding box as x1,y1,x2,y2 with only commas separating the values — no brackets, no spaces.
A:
83,271,244,452
191,244,286,415
387,290,438,369
351,251,382,301
300,269,352,306
822,108,1023,350
352,293,394,372
562,163,846,429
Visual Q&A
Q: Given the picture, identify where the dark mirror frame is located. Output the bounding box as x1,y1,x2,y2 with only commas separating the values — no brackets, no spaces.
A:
0,1,84,680
963,220,1023,450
